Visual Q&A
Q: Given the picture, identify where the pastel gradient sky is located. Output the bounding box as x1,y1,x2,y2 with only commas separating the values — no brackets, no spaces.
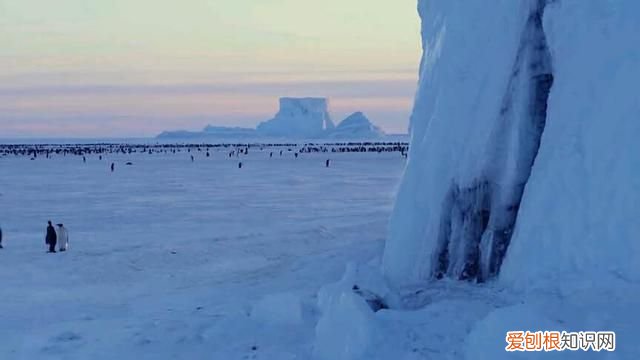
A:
0,0,420,138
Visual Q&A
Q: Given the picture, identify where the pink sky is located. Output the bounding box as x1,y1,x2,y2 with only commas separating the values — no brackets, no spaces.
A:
1,71,417,137
0,1,420,138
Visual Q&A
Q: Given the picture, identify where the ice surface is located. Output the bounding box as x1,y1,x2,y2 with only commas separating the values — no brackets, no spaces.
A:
0,148,405,359
314,277,506,360
257,97,335,138
251,292,305,325
314,284,378,360
314,263,402,360
464,304,568,360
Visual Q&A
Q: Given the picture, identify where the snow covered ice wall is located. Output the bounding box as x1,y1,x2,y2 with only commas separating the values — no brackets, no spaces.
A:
384,0,553,284
384,0,640,287
257,97,335,138
501,0,640,289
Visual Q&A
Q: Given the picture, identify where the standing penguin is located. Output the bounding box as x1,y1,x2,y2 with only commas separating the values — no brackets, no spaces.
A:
238,162,243,169
45,221,57,253
110,163,115,172
0,225,3,249
326,159,330,168
56,224,69,252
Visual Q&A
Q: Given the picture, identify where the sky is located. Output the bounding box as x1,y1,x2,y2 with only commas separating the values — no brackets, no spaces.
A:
0,0,421,138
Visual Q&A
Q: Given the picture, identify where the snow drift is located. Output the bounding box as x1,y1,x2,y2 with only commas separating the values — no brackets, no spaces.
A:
383,0,640,288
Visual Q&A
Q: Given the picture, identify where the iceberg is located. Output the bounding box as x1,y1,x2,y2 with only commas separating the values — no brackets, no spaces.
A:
256,97,335,138
328,112,385,139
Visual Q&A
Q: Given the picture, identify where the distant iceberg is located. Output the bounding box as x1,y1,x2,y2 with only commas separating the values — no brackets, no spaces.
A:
157,126,256,140
157,97,392,140
328,112,385,139
256,97,335,138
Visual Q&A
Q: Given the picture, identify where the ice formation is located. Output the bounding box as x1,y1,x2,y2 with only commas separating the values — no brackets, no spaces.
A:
383,0,640,288
156,99,389,140
501,0,640,289
327,112,385,139
157,125,256,139
256,97,335,138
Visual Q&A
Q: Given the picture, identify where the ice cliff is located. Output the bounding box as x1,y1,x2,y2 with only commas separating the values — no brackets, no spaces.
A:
500,0,640,289
383,0,640,289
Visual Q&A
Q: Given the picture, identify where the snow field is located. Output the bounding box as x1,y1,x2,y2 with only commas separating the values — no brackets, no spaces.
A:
0,148,405,359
